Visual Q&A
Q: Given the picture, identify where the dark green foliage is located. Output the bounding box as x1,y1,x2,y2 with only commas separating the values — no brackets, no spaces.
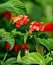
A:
39,33,48,39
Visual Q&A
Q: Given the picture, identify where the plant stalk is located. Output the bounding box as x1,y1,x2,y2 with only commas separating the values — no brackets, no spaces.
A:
3,52,8,61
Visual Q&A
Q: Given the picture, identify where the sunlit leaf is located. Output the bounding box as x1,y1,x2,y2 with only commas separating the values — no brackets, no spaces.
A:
0,0,26,14
22,52,45,65
37,38,53,51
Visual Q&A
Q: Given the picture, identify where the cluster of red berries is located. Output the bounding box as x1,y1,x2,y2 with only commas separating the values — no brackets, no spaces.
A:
29,21,45,34
12,15,29,28
4,42,28,52
2,11,11,20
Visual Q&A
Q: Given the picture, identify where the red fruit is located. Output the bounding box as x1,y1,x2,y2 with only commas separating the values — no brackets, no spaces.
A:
13,44,19,52
3,11,11,19
44,23,53,32
21,44,28,50
5,42,10,51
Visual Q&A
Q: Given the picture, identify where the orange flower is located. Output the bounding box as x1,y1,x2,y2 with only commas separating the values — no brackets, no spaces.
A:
12,15,29,28
12,15,23,24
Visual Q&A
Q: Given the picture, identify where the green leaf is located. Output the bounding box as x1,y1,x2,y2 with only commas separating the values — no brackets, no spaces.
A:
5,58,16,65
11,29,23,36
0,0,26,14
29,35,33,39
1,61,6,65
0,29,5,37
22,52,45,65
23,64,31,65
0,53,5,59
44,53,52,64
45,56,52,64
37,38,53,51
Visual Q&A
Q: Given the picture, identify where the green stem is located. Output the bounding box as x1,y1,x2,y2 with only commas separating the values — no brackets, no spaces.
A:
51,51,53,65
3,52,8,61
51,57,53,65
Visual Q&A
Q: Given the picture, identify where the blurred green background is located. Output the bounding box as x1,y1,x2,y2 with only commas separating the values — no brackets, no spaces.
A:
21,0,53,22
0,0,53,22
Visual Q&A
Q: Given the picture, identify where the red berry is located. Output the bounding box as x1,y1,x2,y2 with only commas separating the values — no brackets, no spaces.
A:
3,11,11,19
21,44,28,50
13,44,19,52
5,42,10,51
44,23,53,32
